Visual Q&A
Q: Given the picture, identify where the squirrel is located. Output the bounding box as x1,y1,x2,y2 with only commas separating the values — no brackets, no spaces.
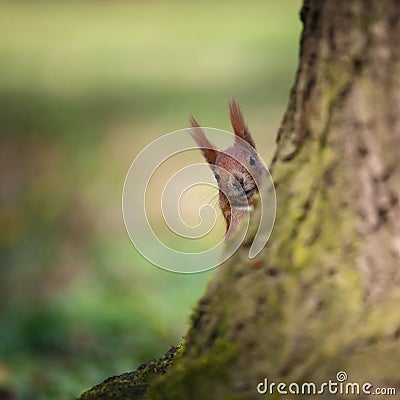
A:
190,100,265,235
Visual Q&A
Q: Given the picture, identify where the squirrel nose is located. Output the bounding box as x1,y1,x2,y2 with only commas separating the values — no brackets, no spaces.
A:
232,176,245,191
236,176,244,186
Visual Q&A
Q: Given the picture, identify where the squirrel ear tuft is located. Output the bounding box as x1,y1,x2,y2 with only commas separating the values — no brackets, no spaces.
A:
189,116,219,165
229,99,256,149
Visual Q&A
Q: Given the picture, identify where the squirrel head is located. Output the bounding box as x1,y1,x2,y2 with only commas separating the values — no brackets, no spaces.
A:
190,100,265,233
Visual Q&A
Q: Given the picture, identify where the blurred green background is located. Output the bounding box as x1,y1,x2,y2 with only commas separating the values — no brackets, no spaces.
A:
0,1,301,399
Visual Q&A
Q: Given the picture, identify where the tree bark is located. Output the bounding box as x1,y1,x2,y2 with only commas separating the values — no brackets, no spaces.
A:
79,1,400,399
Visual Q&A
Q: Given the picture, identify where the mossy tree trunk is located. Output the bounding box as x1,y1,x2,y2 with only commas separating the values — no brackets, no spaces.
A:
79,1,400,399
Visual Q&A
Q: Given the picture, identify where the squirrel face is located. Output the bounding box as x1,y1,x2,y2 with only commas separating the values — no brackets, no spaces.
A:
213,145,261,207
190,100,265,233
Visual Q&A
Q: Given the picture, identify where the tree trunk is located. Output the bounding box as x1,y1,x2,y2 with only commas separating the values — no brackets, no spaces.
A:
79,1,400,399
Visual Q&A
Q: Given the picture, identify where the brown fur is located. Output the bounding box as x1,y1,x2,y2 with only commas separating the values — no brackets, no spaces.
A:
190,100,264,234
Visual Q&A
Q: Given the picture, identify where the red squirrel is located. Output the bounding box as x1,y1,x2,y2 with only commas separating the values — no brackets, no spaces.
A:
190,100,265,235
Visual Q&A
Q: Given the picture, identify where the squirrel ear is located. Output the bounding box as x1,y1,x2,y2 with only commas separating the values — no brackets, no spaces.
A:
229,99,256,149
189,116,219,165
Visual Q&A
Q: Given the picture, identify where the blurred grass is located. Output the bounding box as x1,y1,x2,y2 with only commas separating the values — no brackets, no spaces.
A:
0,1,301,399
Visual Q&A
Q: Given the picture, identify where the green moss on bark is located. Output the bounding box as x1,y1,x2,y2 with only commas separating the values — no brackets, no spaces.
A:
147,339,238,400
77,346,179,400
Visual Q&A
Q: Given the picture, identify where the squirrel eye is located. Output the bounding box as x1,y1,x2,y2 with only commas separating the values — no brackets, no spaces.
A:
214,172,221,181
249,156,256,166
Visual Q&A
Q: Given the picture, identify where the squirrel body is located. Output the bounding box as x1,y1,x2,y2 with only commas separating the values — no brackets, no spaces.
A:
190,100,265,234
